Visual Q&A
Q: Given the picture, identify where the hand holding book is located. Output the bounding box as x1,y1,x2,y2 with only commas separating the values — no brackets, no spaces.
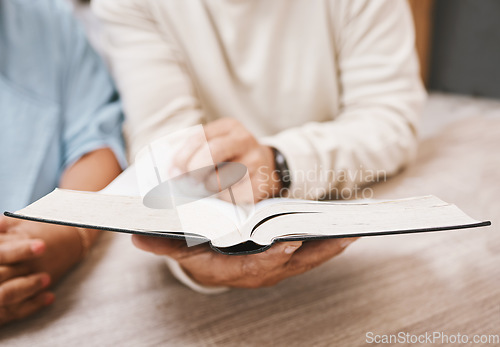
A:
133,234,356,288
4,125,491,296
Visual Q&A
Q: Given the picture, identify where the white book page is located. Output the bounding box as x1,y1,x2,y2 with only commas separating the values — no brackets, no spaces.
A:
100,165,252,246
13,189,249,247
15,189,182,233
99,166,140,196
11,170,486,249
250,197,481,245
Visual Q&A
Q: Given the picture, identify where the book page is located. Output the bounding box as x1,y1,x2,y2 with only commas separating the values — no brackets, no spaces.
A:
9,190,488,250
248,196,484,245
13,189,181,233
12,189,246,246
99,165,140,196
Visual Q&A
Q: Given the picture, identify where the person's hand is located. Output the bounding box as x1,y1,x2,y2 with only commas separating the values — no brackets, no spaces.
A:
0,217,54,325
132,235,357,288
173,118,281,202
0,216,86,325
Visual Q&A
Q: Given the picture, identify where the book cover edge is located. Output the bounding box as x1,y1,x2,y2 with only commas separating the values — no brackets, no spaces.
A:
3,211,492,256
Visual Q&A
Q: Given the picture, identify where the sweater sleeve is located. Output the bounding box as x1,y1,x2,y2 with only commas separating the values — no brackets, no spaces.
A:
92,0,205,162
261,0,426,200
163,256,229,295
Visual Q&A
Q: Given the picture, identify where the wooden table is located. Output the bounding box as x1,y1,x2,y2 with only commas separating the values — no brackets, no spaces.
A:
1,93,499,346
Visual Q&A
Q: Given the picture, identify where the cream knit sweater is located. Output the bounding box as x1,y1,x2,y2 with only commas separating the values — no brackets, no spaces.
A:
93,0,425,201
93,0,425,293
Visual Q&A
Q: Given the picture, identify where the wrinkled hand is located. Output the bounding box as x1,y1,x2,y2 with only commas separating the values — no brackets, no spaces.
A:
133,235,357,288
0,217,53,326
173,118,281,202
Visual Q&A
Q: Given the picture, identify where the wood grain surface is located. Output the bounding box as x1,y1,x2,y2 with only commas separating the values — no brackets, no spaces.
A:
1,93,499,346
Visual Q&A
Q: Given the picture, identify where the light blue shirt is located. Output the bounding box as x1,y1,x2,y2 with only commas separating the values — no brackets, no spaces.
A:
0,0,127,212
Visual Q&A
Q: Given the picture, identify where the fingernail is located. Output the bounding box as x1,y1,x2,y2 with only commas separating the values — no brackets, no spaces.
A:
44,293,55,306
340,238,356,249
40,274,51,288
284,241,302,254
31,240,46,255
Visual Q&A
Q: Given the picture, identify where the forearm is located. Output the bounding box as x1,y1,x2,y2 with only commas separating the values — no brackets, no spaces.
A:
261,105,422,200
59,147,122,246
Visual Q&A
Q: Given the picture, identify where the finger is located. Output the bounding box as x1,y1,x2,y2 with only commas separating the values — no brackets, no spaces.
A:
205,241,302,288
286,238,358,275
213,174,255,205
181,136,239,178
131,235,208,259
173,118,244,174
0,217,8,233
0,239,46,264
202,169,220,193
0,272,51,305
240,241,303,275
0,215,22,232
172,137,206,174
184,135,253,186
0,292,54,326
185,154,244,191
202,163,241,193
0,264,32,283
203,118,237,139
206,135,249,164
172,119,234,174
183,163,217,186
0,233,30,242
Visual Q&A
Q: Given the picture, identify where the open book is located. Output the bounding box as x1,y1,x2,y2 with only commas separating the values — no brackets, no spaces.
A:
4,168,491,255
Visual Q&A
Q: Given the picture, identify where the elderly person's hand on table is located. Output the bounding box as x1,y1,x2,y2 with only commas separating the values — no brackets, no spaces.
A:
132,236,357,289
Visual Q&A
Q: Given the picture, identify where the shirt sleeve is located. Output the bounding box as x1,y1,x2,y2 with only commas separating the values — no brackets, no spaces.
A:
92,0,205,162
164,256,229,295
60,7,127,170
261,0,427,200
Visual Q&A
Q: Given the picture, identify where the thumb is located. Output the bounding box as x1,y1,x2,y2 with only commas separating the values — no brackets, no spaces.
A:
0,216,9,233
131,234,194,259
251,241,303,270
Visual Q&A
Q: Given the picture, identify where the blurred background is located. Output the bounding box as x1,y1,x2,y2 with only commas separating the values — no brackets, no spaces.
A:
410,0,500,97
